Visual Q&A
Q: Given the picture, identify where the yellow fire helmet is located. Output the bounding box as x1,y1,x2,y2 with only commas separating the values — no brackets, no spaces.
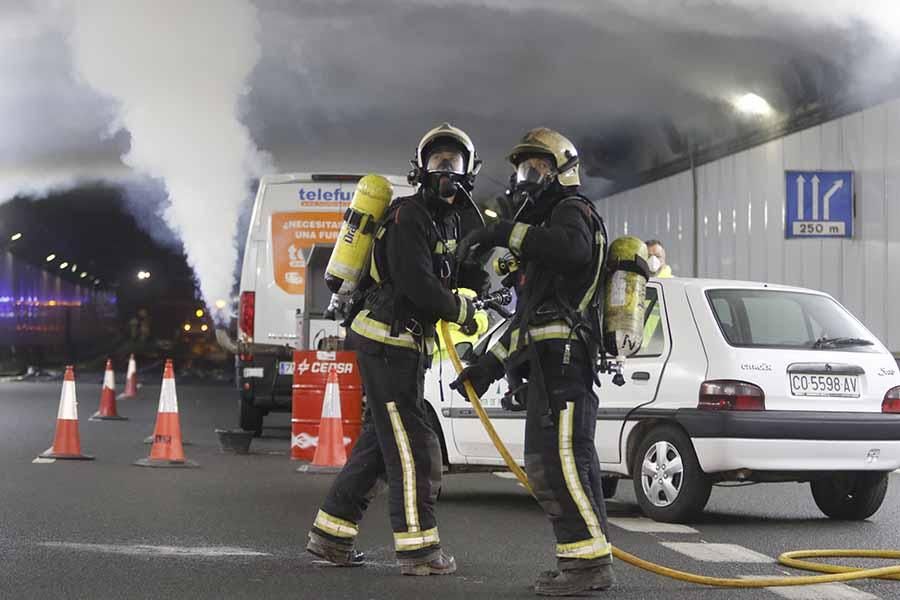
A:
507,127,580,187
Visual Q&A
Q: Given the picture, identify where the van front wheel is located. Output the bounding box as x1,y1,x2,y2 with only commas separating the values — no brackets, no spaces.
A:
239,396,264,437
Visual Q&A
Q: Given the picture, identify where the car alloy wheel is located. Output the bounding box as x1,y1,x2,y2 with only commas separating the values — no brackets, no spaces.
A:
640,440,684,507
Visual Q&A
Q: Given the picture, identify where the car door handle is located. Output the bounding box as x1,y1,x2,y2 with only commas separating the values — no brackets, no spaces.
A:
631,371,651,381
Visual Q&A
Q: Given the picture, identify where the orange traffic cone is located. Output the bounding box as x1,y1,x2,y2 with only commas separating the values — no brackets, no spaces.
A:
298,370,348,474
134,359,197,468
38,366,94,460
91,359,127,421
121,354,138,398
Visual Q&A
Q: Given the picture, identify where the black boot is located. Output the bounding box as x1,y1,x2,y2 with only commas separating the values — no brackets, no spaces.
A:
399,550,457,576
533,563,614,596
306,531,365,567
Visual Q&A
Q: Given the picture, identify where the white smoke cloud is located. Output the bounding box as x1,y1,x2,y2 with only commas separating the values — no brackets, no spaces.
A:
66,0,270,318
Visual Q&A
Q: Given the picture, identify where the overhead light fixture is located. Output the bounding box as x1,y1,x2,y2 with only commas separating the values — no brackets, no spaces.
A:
59,262,69,269
214,299,227,310
10,232,22,241
734,93,773,116
93,279,100,285
80,272,88,279
71,264,77,272
484,208,499,219
45,253,56,262
137,270,151,280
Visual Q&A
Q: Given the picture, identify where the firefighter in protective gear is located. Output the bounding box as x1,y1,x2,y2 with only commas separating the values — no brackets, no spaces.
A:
307,123,486,576
452,128,614,595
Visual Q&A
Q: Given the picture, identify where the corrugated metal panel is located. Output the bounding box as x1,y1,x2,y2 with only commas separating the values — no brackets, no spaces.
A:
600,96,900,351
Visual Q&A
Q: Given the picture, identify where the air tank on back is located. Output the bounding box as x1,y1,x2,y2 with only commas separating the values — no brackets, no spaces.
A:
603,236,650,360
324,174,394,295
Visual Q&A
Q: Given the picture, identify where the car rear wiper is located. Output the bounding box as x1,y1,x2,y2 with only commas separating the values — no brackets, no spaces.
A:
811,336,874,349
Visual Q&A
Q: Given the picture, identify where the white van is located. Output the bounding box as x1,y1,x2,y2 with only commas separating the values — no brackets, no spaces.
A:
234,173,414,433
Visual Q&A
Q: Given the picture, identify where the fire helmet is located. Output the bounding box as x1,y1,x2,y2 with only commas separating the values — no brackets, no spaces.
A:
507,127,580,188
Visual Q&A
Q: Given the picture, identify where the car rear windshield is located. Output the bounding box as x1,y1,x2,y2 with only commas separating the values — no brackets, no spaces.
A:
706,289,877,351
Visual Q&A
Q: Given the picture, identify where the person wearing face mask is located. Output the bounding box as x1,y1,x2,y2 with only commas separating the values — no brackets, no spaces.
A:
644,239,672,278
451,128,614,596
306,123,486,576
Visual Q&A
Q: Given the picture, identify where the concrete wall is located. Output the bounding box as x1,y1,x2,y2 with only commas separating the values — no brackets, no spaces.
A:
599,97,900,351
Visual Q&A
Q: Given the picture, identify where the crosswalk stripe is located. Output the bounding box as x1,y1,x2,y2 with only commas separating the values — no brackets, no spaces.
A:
661,542,773,563
609,518,698,534
741,576,877,599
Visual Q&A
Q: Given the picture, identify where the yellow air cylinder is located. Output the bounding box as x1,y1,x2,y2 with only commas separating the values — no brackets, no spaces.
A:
603,236,649,358
325,174,394,295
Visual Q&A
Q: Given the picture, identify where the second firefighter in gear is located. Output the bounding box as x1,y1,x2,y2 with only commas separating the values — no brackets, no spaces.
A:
307,123,485,576
452,128,614,596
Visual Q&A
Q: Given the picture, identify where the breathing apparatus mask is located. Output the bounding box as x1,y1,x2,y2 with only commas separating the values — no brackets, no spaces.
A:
424,144,468,204
510,153,577,221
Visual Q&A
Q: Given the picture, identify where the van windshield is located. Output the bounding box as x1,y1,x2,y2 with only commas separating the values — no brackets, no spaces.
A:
706,289,877,351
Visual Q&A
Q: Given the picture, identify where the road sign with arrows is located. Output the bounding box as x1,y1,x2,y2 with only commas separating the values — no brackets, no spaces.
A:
785,171,853,238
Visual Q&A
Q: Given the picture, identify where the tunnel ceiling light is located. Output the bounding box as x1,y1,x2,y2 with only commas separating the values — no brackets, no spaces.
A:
483,208,499,219
137,270,151,280
93,279,100,285
734,93,772,116
59,261,69,269
80,272,88,279
71,264,77,272
45,253,56,262
10,232,22,241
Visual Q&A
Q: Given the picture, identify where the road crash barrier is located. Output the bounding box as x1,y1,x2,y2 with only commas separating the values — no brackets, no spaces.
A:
291,350,361,463
134,359,198,468
91,359,127,421
440,320,900,589
38,365,94,461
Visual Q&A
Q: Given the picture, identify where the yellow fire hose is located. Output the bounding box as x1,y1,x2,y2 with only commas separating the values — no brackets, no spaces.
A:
441,320,900,588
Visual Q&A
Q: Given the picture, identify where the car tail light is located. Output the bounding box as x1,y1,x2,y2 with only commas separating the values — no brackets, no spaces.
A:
882,386,900,413
239,291,255,342
699,380,765,411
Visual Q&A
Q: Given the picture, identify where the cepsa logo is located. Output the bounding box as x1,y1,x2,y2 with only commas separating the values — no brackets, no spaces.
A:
296,358,354,376
298,187,353,208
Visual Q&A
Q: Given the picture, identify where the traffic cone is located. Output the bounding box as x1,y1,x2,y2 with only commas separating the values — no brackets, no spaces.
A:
298,370,347,474
134,359,197,468
121,354,138,398
38,366,94,460
91,359,127,421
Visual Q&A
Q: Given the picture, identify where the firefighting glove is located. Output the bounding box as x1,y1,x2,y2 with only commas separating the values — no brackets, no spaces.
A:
456,220,515,263
449,354,502,401
454,295,479,336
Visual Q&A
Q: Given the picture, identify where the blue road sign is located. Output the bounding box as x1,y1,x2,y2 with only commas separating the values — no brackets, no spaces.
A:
785,171,853,238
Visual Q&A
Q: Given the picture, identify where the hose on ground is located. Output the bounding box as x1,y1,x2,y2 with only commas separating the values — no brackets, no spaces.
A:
440,320,900,587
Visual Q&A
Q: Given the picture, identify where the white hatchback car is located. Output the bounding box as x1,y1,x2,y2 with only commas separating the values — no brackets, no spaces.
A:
423,278,900,522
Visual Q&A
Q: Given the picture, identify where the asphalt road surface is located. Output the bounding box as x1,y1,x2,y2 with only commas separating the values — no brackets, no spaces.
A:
3,379,900,599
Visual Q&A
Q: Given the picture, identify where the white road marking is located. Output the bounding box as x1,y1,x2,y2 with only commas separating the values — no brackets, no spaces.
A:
32,457,56,464
39,542,271,557
742,576,877,600
609,517,698,534
661,542,773,563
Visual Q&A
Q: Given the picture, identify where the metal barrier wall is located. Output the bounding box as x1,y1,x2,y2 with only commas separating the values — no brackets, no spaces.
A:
600,96,900,352
0,251,117,355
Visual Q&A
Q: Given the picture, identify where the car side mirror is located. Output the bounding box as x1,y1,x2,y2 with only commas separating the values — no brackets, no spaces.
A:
455,342,475,362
